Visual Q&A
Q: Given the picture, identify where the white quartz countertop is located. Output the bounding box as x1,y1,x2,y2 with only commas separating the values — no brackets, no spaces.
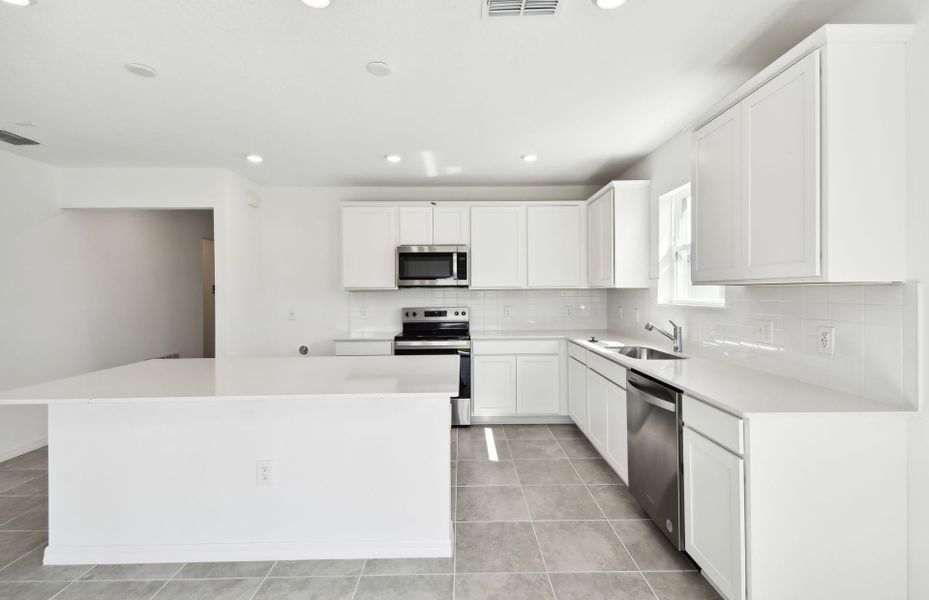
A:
0,356,460,405
472,329,908,416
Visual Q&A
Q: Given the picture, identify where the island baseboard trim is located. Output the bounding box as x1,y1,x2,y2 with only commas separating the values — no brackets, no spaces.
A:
43,539,453,566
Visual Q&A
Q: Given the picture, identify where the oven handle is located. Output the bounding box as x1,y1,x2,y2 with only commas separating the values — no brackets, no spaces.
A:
627,379,677,412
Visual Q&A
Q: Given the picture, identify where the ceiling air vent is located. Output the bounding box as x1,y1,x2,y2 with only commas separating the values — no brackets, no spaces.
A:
0,130,39,146
484,0,560,17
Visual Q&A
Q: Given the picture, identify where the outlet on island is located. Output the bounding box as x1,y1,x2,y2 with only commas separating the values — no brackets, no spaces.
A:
256,460,274,485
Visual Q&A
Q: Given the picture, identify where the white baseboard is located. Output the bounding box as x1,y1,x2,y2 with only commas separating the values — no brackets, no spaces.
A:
44,538,453,566
0,438,47,464
471,415,573,425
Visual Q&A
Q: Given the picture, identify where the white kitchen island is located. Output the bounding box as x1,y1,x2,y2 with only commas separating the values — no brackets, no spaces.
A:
0,356,460,566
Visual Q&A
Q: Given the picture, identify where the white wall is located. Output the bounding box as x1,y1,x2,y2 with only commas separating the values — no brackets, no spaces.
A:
0,152,214,461
257,186,596,356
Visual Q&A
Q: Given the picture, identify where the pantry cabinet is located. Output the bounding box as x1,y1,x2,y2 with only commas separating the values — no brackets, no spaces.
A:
586,181,650,288
692,26,909,284
340,206,398,289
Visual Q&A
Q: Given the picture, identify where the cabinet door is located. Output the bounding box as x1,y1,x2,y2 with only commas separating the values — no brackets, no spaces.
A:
516,355,560,415
527,205,583,287
568,357,588,432
470,206,527,288
693,104,742,282
586,370,609,452
433,206,470,245
605,381,628,483
341,207,398,289
740,50,821,281
587,192,614,287
473,355,517,416
399,207,434,245
683,427,746,600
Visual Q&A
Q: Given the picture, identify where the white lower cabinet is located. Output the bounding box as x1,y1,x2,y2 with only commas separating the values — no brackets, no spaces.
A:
585,370,609,452
683,426,746,600
516,355,560,414
605,382,628,482
473,349,560,418
567,357,588,432
472,355,518,416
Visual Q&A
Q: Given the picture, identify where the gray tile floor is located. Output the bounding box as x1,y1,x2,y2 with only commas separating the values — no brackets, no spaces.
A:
0,427,721,599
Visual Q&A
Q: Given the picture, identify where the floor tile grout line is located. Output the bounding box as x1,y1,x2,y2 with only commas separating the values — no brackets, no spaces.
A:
349,559,366,600
558,437,663,600
0,540,48,573
503,428,560,600
243,561,276,600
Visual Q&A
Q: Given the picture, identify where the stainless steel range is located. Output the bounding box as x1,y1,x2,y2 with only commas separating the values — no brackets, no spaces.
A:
393,307,471,426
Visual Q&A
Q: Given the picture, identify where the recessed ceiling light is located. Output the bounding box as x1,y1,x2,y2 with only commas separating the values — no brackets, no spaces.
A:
245,154,264,164
385,154,402,163
594,0,627,8
300,0,331,7
521,154,538,163
125,63,158,78
1,0,34,6
366,62,393,77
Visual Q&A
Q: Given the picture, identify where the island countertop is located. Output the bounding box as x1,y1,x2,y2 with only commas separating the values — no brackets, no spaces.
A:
0,355,461,405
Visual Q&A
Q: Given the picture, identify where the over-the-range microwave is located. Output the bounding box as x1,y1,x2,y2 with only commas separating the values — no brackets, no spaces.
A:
396,245,469,288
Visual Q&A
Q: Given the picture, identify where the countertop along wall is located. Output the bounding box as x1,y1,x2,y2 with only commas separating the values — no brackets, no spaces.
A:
0,151,214,461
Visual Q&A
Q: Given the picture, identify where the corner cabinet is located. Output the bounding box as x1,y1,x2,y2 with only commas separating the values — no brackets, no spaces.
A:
527,205,585,288
692,26,909,284
586,181,650,288
341,206,398,290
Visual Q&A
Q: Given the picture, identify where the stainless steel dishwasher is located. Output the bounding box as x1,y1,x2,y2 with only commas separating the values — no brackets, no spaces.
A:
626,370,684,550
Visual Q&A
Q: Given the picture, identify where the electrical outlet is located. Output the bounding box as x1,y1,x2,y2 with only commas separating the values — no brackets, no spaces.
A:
817,326,835,355
503,305,512,318
287,309,296,321
633,308,640,323
256,460,274,485
618,306,623,320
564,305,574,318
755,320,774,344
359,306,368,319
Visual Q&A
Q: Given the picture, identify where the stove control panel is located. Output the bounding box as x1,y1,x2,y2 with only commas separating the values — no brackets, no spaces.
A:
402,307,469,323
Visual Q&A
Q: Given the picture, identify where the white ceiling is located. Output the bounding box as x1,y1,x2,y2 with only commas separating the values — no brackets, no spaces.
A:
0,0,862,186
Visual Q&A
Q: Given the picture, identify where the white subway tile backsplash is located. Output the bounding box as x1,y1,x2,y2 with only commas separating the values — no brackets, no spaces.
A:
609,282,917,409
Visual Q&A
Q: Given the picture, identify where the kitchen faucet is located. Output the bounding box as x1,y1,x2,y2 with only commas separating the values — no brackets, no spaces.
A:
645,320,683,353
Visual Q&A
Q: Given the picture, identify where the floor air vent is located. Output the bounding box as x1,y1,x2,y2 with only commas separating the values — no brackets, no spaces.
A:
485,0,560,17
0,130,40,146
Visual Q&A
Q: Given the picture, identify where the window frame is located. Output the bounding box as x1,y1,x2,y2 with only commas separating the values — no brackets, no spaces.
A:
657,184,725,308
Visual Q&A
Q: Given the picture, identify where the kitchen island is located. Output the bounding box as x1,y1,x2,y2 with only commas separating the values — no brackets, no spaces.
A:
0,356,460,566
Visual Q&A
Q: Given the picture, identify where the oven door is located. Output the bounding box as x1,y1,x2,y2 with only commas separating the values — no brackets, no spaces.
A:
396,245,468,287
394,344,471,426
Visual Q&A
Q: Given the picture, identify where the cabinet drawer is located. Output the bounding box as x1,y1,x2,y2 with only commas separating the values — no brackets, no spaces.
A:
472,340,560,355
586,353,626,388
334,340,393,356
683,395,744,455
567,342,587,362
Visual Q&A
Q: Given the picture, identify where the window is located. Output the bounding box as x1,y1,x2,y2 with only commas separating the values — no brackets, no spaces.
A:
657,184,725,307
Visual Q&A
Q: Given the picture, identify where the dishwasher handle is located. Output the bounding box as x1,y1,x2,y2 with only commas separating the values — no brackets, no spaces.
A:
627,378,678,412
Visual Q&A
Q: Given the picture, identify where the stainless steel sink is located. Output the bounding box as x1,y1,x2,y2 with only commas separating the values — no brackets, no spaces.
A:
614,346,688,360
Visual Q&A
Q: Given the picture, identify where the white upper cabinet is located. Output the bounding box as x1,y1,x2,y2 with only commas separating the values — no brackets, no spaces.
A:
586,181,650,288
398,207,434,245
740,51,820,281
433,206,470,245
341,206,398,290
693,105,741,283
528,205,584,288
470,206,527,288
692,26,909,284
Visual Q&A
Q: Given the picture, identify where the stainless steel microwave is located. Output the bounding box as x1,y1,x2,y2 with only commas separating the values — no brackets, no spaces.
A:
396,245,469,288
